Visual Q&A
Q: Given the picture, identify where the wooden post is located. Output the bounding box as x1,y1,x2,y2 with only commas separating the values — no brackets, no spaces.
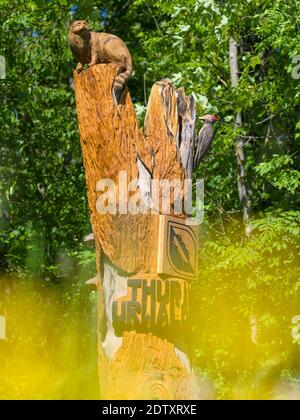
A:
74,64,199,400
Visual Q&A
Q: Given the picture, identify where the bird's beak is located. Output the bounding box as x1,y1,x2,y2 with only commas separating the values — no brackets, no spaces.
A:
198,116,220,122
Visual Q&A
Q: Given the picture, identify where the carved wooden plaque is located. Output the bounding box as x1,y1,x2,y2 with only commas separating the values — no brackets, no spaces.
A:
111,215,198,336
158,215,199,280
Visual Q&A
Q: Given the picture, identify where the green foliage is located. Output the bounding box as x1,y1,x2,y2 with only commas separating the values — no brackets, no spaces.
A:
0,0,91,276
1,0,300,273
0,0,300,399
193,211,300,399
256,155,300,194
0,272,99,400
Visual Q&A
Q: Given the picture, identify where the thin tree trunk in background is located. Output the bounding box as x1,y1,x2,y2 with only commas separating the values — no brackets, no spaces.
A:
229,39,256,345
229,38,252,235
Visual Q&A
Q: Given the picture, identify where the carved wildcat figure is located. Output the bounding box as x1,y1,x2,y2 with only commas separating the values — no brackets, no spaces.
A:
69,20,133,101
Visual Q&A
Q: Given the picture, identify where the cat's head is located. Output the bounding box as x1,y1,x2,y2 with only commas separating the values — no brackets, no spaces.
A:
70,20,89,34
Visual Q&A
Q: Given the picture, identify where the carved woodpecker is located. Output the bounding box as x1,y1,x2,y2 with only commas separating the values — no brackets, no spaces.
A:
194,115,219,170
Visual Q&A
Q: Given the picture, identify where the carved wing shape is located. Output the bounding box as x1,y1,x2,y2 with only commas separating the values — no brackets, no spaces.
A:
137,157,152,209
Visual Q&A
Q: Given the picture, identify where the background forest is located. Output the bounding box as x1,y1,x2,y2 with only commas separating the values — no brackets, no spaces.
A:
1,0,300,400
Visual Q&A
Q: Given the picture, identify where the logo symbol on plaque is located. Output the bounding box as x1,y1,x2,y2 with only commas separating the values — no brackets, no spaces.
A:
158,216,199,280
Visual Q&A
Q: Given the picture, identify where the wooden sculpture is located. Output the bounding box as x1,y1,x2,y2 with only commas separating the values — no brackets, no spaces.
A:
69,21,133,102
73,57,200,399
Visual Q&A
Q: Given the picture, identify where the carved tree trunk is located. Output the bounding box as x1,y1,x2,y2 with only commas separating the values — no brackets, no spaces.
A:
74,64,199,400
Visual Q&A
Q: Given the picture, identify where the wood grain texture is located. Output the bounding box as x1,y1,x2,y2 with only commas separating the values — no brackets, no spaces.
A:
74,64,197,400
74,65,186,275
74,64,156,274
102,331,198,400
145,79,184,182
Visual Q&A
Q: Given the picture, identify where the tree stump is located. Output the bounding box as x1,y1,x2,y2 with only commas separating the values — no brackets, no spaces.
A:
74,64,199,400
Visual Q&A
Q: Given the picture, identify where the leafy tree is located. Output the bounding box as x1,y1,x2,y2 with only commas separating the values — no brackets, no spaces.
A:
1,0,300,399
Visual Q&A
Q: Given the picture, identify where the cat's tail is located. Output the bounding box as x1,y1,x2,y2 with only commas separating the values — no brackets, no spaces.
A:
113,58,133,103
